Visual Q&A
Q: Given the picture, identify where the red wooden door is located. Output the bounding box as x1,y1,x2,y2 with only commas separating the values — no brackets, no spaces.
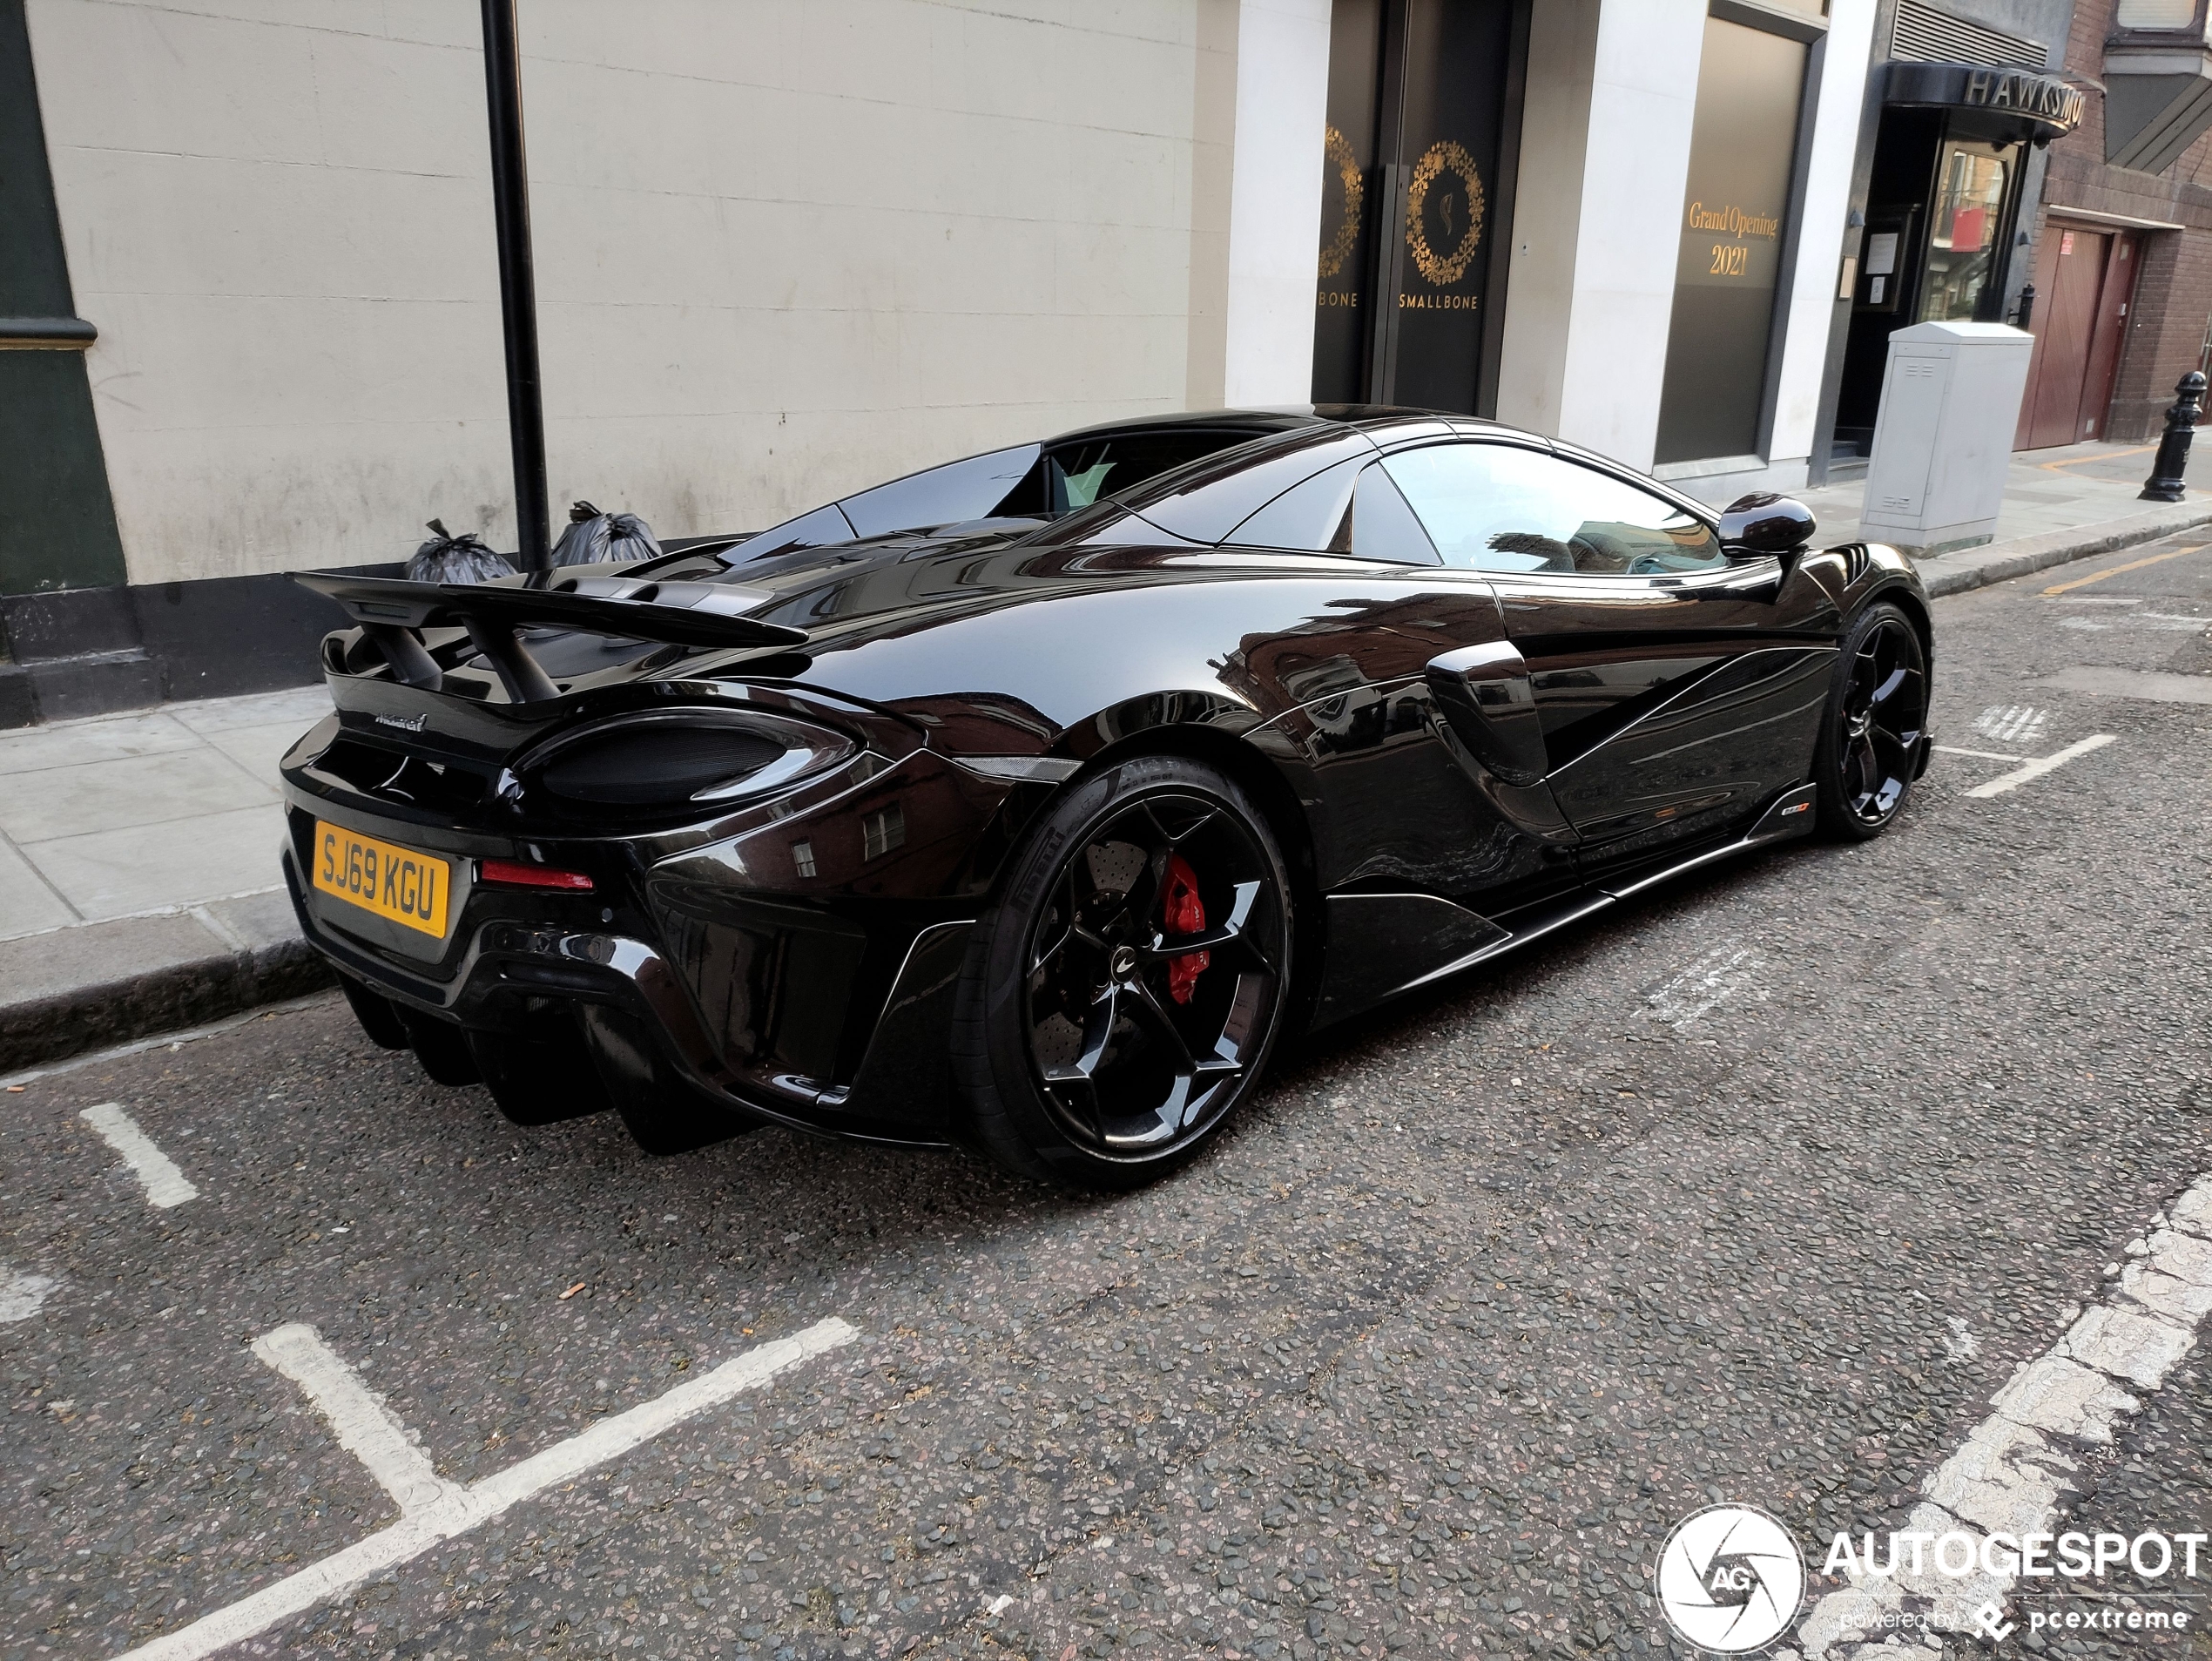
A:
2017,226,2113,449
2076,233,2139,442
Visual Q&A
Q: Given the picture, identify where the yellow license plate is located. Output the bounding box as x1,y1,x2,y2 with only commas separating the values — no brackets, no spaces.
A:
312,822,452,937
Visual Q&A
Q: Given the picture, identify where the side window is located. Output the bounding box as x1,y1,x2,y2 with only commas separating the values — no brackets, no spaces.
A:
1350,463,1440,565
1222,458,1359,552
1218,459,1440,564
1379,443,1724,575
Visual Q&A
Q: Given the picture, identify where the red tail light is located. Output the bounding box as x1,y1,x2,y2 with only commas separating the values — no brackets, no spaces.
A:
479,858,594,892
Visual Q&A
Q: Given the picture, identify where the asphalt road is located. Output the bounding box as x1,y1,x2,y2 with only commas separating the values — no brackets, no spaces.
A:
4,541,2210,1661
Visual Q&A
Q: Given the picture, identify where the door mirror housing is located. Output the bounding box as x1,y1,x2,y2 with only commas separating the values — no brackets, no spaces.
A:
1717,493,1816,556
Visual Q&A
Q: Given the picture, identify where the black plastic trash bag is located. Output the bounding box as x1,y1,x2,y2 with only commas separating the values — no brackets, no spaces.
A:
405,519,515,584
550,499,663,567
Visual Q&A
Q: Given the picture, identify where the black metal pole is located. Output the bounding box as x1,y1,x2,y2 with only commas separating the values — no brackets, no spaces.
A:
480,0,550,571
2140,371,2205,503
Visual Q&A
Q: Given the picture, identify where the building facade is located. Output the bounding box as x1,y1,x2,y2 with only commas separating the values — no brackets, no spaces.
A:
1816,0,2083,472
1,0,1342,720
2020,0,2212,446
0,0,2090,724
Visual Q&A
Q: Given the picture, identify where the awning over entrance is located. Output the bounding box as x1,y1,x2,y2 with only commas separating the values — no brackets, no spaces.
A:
1884,61,2087,145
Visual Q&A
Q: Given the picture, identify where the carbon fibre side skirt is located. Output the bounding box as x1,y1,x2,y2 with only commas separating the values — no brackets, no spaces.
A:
1312,783,1819,1029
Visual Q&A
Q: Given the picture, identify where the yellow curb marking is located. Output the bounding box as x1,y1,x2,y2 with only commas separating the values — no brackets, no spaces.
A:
2042,543,2206,597
2033,442,2157,473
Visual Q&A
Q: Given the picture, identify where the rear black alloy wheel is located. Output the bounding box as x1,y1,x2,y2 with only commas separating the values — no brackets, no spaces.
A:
1816,602,1928,841
955,755,1292,1190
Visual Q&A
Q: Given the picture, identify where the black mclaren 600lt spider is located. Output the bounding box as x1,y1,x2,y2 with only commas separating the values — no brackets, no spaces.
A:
284,406,1933,1188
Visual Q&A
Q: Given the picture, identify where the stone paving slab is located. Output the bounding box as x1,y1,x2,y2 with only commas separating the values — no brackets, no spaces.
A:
1796,436,2212,550
0,686,329,1074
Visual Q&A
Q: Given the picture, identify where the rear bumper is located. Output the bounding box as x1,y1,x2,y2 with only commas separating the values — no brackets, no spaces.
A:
281,841,971,1146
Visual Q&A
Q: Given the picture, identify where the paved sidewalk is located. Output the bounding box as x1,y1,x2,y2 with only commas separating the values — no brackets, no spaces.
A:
0,685,332,1072
1797,438,2202,548
4,440,2210,1076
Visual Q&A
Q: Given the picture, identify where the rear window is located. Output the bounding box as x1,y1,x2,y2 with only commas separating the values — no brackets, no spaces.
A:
724,429,1285,564
1038,431,1271,514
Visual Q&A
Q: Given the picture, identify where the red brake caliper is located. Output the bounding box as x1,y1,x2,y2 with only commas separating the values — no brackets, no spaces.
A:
1161,852,1211,1004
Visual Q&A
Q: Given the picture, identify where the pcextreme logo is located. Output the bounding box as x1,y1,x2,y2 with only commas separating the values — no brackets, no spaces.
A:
1655,1504,1806,1652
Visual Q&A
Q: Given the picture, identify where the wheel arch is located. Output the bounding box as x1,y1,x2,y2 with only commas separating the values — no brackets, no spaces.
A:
1863,579,1934,670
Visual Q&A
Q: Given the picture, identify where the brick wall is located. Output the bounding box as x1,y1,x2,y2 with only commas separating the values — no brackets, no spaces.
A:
2039,0,2212,439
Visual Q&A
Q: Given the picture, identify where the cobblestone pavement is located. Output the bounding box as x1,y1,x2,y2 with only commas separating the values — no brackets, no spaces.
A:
4,541,2210,1661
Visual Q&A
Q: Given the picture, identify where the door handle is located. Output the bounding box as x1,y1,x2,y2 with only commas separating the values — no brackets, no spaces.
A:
1425,641,1549,785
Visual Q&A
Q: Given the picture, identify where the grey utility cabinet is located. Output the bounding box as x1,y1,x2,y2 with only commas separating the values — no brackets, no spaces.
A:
1860,321,2034,555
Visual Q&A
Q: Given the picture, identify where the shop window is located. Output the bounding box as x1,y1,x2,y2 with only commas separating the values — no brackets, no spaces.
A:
1309,0,1522,415
1651,14,1811,466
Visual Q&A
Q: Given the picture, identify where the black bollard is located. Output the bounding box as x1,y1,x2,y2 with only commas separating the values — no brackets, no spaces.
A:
2140,371,2207,503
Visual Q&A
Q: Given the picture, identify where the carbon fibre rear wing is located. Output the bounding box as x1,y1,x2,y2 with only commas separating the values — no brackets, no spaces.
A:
293,572,807,701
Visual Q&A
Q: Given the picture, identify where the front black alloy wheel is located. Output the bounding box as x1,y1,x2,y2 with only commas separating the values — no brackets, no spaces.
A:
954,755,1292,1190
1815,601,1928,841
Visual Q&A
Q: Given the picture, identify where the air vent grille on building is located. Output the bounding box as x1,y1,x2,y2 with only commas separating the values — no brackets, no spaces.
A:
1890,0,2047,71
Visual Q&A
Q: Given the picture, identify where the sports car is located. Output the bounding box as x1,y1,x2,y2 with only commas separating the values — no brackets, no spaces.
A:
281,406,1933,1189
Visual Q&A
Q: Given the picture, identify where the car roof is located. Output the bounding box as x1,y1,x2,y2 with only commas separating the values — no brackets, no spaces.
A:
1041,403,1476,446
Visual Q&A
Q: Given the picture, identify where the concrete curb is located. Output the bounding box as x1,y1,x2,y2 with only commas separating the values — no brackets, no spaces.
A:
0,501,2204,1073
0,891,333,1075
1910,501,2212,598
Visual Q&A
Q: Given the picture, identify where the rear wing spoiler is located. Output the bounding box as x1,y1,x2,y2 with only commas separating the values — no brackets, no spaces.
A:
293,572,807,701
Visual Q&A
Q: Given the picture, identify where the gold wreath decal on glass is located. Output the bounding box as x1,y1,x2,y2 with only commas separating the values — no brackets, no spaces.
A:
1406,139,1485,287
1318,125,1364,280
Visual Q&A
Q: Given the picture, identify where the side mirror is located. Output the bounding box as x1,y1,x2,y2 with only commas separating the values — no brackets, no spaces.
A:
1717,493,1816,556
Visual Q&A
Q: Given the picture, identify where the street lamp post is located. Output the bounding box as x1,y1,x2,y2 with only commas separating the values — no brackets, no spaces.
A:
479,0,550,571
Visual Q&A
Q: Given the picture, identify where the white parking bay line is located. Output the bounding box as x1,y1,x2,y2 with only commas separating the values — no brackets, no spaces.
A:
253,1324,451,1515
1934,746,2025,762
79,1103,198,1207
0,1265,58,1322
1963,733,2116,800
117,1317,859,1661
1797,1175,2212,1658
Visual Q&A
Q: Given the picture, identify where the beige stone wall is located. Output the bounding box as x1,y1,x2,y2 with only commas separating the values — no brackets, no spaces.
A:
29,0,1269,584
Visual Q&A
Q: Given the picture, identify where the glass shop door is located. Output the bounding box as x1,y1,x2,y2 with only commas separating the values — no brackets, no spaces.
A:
1918,138,2020,324
1310,0,1525,415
